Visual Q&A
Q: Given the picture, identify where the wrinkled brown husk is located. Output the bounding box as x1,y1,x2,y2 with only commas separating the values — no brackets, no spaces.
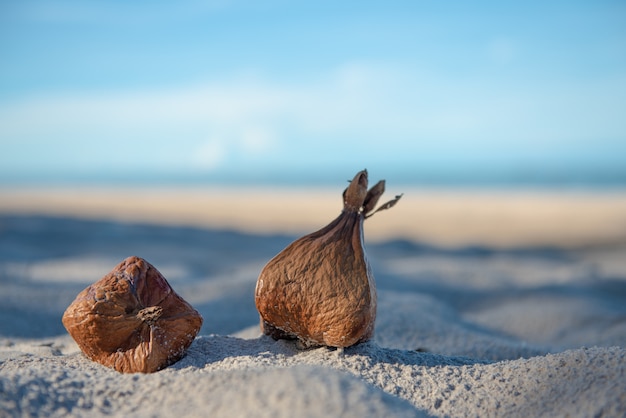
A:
255,170,401,348
62,256,203,373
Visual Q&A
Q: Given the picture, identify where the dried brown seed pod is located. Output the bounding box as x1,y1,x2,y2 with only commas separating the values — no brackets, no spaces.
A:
255,169,402,348
62,256,203,373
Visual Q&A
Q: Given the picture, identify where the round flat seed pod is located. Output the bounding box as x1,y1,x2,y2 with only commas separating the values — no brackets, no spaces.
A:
62,256,202,373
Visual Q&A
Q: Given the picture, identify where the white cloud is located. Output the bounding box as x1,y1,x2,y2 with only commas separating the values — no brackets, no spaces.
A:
240,127,277,155
188,126,278,171
1,62,625,176
192,139,228,170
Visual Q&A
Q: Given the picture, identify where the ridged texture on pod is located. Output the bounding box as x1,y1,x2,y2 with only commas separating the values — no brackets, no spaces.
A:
62,256,203,373
255,170,401,348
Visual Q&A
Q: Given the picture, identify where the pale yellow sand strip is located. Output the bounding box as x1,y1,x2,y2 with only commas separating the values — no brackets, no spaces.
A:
2,186,626,248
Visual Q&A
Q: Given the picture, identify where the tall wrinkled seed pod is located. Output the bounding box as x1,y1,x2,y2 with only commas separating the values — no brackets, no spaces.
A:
62,256,203,373
255,170,402,348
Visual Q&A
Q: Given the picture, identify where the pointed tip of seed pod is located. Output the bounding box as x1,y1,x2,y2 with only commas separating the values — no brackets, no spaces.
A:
363,180,386,215
343,170,369,211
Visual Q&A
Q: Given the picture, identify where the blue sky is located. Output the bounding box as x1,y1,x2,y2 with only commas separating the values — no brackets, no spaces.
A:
1,1,625,185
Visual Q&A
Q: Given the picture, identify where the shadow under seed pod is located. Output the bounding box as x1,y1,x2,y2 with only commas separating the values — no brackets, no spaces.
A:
62,256,203,373
255,169,402,348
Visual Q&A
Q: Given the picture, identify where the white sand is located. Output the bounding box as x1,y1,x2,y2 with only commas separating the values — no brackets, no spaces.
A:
1,188,625,417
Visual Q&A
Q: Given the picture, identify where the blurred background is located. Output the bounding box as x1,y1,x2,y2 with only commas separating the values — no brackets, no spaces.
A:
1,0,625,188
1,1,626,352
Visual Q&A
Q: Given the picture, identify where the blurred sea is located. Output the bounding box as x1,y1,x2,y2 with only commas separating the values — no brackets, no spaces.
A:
2,164,626,190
